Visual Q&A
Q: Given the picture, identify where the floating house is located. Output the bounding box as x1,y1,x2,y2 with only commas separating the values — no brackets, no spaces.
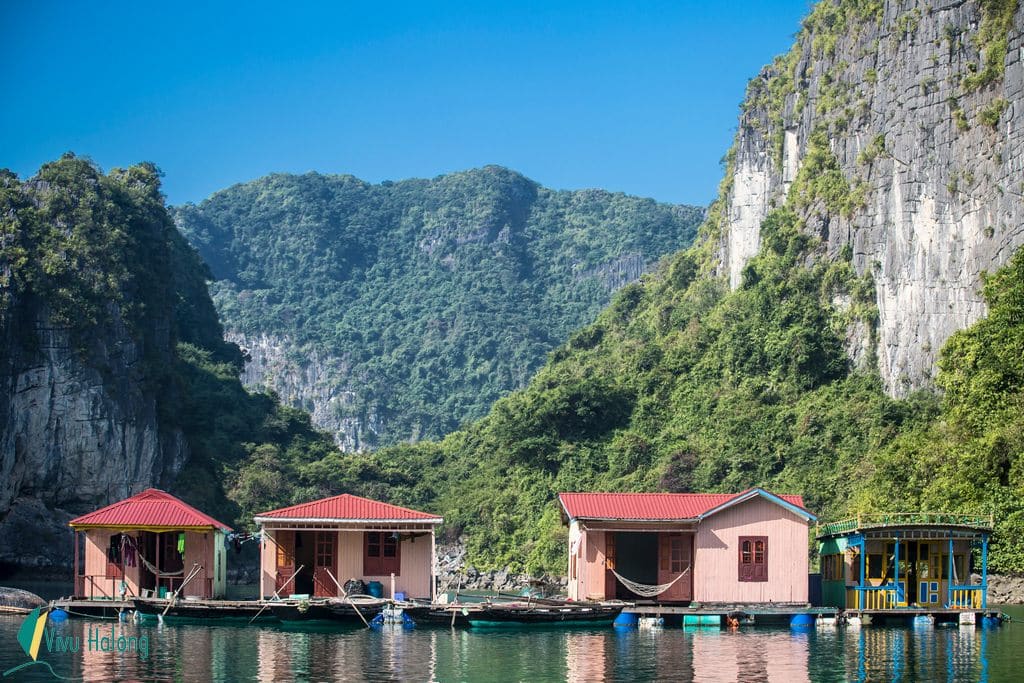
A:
254,494,442,600
817,513,993,610
69,488,231,600
559,488,816,603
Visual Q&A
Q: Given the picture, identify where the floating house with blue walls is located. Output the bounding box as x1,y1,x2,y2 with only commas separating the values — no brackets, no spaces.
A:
817,513,992,612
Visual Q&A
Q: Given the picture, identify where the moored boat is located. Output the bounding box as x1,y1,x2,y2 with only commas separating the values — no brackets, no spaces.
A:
467,602,623,628
132,597,278,623
270,597,388,626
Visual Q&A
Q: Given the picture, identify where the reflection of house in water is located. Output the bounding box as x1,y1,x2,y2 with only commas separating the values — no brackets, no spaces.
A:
818,514,991,610
846,626,990,681
691,631,810,682
565,633,609,682
69,488,231,599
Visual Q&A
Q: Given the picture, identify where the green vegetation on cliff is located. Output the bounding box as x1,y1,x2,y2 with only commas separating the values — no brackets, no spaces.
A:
238,203,928,572
174,168,702,448
0,155,340,524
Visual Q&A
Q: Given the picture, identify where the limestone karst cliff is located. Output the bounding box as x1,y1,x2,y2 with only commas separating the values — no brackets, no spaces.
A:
717,0,1023,395
0,157,340,570
0,159,191,567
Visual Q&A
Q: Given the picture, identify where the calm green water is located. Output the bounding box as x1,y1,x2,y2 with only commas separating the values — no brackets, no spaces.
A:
1,607,1022,682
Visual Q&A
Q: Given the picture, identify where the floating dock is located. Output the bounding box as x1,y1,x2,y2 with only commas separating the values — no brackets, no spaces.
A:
50,598,135,619
623,604,838,627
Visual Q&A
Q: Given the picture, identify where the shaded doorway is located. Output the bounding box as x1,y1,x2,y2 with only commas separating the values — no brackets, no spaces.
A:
610,532,658,600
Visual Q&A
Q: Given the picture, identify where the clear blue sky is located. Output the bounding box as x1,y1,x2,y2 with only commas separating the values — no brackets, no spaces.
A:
1,1,809,207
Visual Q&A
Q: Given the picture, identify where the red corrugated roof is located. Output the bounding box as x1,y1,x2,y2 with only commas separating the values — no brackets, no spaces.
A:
558,488,809,521
69,488,231,531
254,493,442,523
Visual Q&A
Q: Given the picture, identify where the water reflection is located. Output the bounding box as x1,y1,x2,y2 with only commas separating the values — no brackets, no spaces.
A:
845,623,994,682
2,610,1021,682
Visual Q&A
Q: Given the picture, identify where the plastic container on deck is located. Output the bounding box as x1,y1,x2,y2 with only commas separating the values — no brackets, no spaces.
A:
394,591,407,601
367,581,384,598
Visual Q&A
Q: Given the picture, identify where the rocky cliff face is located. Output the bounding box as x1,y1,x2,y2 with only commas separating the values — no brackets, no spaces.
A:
718,0,1023,395
0,159,192,570
227,331,386,452
0,304,186,526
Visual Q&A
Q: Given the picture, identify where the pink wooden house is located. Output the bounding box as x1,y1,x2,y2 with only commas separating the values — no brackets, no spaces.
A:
69,488,231,600
254,494,442,600
559,488,816,604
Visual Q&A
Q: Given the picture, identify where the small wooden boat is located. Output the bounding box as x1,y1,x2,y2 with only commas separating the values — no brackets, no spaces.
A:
270,597,388,626
132,598,277,623
401,604,471,627
467,602,623,628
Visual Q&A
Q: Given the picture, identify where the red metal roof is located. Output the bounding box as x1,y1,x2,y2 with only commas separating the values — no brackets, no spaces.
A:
69,488,232,531
254,493,442,523
558,488,810,521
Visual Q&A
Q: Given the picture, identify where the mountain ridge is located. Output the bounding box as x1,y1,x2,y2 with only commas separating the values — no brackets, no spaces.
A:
174,165,703,450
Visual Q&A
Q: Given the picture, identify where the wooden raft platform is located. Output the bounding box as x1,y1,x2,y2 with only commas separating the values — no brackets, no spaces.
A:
51,598,135,619
626,605,837,616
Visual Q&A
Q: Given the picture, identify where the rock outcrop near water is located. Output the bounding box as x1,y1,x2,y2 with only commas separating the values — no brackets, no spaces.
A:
718,0,1023,395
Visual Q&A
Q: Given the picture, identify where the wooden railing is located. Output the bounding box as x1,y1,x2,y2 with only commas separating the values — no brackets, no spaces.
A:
948,587,983,609
819,512,993,537
857,587,897,609
77,575,112,599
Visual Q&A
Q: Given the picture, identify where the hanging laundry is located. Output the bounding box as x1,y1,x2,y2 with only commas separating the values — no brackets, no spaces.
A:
177,533,185,555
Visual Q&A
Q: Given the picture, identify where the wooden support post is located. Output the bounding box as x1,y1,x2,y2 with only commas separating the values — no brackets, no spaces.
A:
893,537,901,605
156,532,162,595
947,535,954,607
858,538,866,610
981,533,989,609
73,531,79,597
259,527,265,599
430,529,436,603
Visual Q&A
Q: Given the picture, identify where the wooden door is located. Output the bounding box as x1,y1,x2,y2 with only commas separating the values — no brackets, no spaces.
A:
604,532,618,599
658,534,692,602
313,531,337,597
275,531,295,593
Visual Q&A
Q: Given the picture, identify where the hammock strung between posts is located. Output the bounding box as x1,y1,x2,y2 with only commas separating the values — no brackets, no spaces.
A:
611,566,690,598
120,535,186,577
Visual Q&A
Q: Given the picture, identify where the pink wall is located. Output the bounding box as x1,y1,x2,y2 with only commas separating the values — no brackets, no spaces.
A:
693,496,809,603
261,528,433,599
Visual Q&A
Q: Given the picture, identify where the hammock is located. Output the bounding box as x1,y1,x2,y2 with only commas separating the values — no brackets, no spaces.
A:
611,566,690,598
121,535,186,577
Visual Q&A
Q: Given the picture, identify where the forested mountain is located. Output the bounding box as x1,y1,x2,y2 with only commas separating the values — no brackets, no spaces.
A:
246,0,1024,574
173,168,703,450
0,155,339,568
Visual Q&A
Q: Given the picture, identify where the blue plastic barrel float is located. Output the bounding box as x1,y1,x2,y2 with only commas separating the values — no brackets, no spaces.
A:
981,615,1002,628
790,613,815,629
683,614,721,628
613,611,639,628
367,581,384,598
49,609,68,623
